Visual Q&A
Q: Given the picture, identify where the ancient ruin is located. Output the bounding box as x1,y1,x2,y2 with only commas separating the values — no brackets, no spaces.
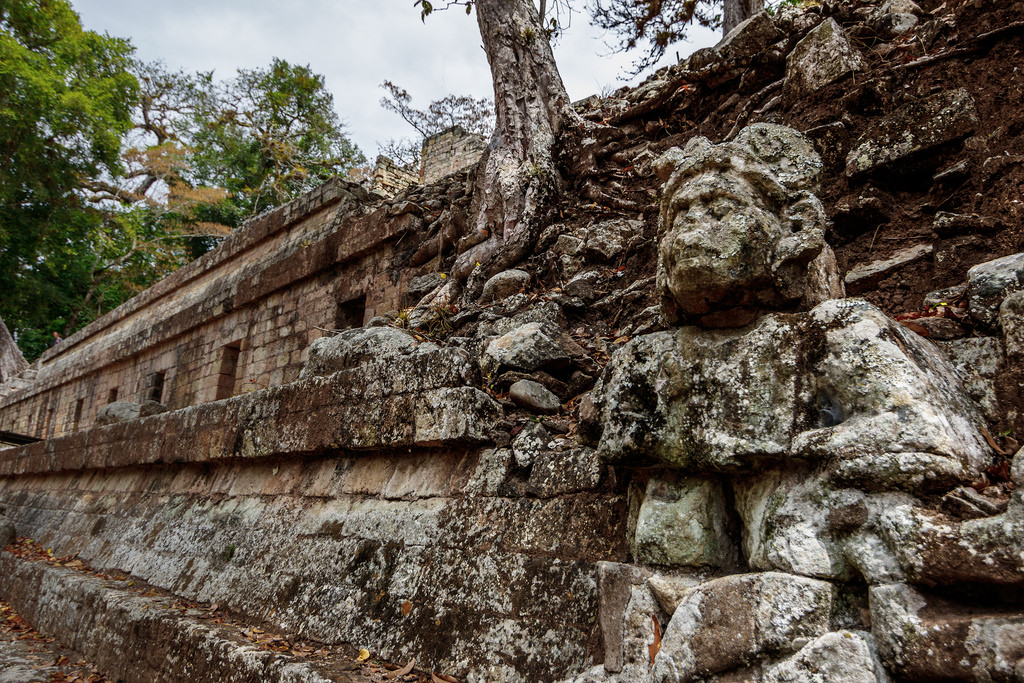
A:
1,0,1024,681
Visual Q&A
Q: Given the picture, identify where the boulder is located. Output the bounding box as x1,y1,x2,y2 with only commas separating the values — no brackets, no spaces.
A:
846,89,979,179
870,0,922,39
481,269,530,303
937,336,1004,422
95,400,167,427
481,322,572,376
653,572,837,682
784,19,866,99
583,218,643,262
763,631,892,683
508,379,561,414
967,252,1024,328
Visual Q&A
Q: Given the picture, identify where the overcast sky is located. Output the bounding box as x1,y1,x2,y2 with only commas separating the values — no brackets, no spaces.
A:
71,0,719,160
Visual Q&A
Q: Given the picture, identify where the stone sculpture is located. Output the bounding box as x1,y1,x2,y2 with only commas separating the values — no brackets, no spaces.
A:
581,124,1020,682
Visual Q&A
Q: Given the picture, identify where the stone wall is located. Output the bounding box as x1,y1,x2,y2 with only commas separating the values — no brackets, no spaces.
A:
371,155,419,198
421,126,487,185
0,179,425,441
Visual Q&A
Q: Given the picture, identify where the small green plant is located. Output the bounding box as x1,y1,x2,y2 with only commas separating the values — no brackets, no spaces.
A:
521,26,537,43
223,543,236,561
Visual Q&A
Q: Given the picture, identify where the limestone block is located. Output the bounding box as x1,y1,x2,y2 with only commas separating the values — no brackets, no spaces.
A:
509,379,561,414
846,89,979,179
1000,290,1024,359
653,572,837,682
937,336,1004,422
967,252,1024,328
583,218,643,262
763,631,891,683
512,422,550,468
871,583,1024,682
784,19,865,98
595,562,655,676
875,500,1024,588
525,445,603,497
632,476,733,568
481,269,530,303
481,322,571,376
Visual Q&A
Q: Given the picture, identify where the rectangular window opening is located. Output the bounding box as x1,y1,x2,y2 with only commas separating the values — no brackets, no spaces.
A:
148,371,166,403
335,294,366,331
108,387,119,404
72,398,84,430
215,341,243,401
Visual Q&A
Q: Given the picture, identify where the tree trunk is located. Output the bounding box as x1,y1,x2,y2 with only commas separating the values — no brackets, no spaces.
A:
723,0,765,35
0,315,28,384
459,0,575,295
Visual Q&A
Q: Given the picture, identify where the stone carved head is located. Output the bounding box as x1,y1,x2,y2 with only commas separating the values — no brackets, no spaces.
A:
655,124,844,327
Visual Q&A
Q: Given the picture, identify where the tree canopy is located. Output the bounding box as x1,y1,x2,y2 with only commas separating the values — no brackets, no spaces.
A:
0,1,364,361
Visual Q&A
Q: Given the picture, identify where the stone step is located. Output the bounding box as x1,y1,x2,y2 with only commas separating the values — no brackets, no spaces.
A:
0,551,372,683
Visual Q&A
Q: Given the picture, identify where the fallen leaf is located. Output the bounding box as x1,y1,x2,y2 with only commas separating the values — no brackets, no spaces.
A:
648,616,662,665
981,426,1011,455
385,658,415,680
400,600,412,616
357,648,370,662
899,320,930,337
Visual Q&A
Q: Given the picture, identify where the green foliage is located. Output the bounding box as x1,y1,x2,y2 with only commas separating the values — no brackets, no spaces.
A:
188,59,366,217
0,0,138,360
0,3,365,362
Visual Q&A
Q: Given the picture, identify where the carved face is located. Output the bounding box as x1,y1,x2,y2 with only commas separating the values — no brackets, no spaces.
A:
655,125,833,326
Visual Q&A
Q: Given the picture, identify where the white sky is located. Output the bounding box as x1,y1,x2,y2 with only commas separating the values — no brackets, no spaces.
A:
71,0,719,159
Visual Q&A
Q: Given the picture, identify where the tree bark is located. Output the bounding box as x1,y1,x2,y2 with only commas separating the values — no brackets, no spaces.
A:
723,0,764,35
460,0,575,294
0,314,28,384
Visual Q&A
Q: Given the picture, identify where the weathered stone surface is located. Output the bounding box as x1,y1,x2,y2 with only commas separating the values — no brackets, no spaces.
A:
846,89,979,178
1000,290,1024,359
633,476,733,568
654,572,837,682
595,562,654,676
481,269,530,302
583,218,643,262
875,499,1024,587
966,252,1024,328
871,583,1024,682
481,322,571,376
938,336,1004,422
656,125,835,326
763,631,891,683
871,0,921,38
595,299,990,492
784,19,865,98
525,445,603,498
509,379,561,414
646,573,702,615
94,400,166,426
843,244,933,295
0,553,341,683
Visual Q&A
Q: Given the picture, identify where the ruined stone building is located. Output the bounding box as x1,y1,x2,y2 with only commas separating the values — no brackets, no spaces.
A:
0,1,1023,681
